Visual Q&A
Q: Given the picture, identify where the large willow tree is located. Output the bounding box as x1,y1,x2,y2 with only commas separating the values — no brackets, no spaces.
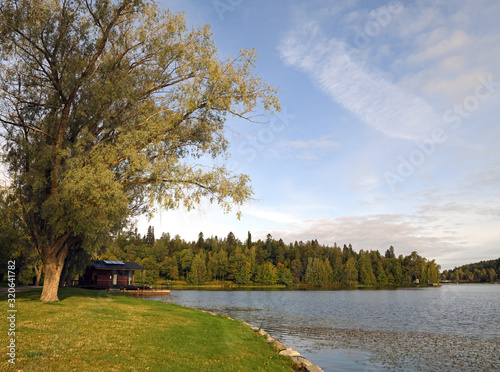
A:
0,0,279,302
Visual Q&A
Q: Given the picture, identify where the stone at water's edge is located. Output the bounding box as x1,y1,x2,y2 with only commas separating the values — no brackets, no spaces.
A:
304,365,324,372
273,340,287,351
279,348,301,357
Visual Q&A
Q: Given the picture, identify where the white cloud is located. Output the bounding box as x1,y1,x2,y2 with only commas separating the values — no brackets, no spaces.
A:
393,2,500,106
278,25,441,141
408,29,471,65
264,208,499,270
267,214,451,255
267,136,340,161
396,6,441,37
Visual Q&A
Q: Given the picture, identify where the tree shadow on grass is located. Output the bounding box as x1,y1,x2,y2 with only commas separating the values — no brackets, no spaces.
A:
2,289,41,302
6,287,117,303
57,288,118,302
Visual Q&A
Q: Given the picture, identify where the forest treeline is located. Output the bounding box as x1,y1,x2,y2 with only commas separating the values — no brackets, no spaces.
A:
98,227,441,287
441,258,499,283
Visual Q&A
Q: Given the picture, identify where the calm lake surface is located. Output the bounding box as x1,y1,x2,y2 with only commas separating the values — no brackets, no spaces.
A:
146,285,500,371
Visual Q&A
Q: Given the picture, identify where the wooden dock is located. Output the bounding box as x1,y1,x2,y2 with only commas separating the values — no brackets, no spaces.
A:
123,288,170,296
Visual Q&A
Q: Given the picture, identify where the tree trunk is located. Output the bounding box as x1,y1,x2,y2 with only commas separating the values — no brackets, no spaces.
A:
40,244,69,302
59,260,69,288
34,264,42,286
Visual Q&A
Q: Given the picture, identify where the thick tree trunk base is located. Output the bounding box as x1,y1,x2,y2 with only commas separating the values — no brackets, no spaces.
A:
40,245,69,302
40,261,64,302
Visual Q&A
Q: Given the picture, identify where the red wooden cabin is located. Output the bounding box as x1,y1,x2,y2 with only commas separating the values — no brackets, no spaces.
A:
78,260,146,289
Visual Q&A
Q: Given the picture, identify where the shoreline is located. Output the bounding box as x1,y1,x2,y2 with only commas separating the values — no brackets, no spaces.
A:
199,309,324,372
166,281,448,290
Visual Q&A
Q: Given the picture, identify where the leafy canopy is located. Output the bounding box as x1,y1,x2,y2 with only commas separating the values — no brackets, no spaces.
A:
0,0,279,251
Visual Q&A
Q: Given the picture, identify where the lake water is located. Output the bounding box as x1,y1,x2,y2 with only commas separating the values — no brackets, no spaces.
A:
145,285,500,371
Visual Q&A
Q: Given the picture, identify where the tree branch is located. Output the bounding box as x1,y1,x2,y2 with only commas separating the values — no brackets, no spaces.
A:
0,117,56,140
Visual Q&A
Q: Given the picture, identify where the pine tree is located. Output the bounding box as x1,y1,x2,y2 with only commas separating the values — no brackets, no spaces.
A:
343,257,358,285
234,262,251,285
188,252,207,285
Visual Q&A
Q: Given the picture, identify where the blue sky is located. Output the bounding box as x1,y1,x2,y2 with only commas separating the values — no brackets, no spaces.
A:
139,0,500,269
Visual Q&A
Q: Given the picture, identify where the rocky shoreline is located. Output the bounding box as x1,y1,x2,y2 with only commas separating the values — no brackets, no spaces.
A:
200,310,323,372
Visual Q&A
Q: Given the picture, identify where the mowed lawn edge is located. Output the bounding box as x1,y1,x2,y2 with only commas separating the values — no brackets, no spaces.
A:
2,288,296,371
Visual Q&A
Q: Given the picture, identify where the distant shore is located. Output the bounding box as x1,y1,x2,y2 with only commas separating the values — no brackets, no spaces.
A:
166,280,443,290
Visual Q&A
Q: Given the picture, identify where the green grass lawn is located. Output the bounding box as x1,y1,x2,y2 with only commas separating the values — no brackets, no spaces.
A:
2,288,295,371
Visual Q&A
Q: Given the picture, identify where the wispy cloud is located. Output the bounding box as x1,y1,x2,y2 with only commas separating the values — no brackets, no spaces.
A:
278,24,441,141
393,1,500,105
408,29,471,65
267,136,339,161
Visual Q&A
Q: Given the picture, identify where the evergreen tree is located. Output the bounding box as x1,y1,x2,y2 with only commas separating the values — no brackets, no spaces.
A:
195,232,205,254
376,262,389,286
234,262,251,285
255,245,264,266
488,268,497,282
144,226,155,246
305,258,332,287
213,249,229,281
358,252,376,286
320,259,334,286
385,246,396,259
343,257,358,285
180,249,194,279
246,231,252,251
140,257,159,285
188,252,207,285
329,247,342,283
290,256,304,279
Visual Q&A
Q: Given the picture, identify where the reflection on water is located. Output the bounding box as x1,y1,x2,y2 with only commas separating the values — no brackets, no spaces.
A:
144,285,500,371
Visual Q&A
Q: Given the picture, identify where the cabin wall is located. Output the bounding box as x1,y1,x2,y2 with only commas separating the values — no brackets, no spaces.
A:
82,268,135,287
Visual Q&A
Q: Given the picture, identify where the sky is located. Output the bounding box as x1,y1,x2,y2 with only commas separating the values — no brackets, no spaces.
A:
137,0,500,270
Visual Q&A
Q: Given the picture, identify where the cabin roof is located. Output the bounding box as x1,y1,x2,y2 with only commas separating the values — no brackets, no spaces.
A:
91,260,146,271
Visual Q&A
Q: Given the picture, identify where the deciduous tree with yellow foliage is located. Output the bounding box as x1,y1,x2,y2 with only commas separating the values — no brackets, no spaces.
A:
0,0,279,302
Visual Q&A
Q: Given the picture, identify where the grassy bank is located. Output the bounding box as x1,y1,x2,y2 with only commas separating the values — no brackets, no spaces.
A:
3,288,295,371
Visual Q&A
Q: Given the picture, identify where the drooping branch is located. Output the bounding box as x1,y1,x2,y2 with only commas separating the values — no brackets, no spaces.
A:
0,117,56,140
